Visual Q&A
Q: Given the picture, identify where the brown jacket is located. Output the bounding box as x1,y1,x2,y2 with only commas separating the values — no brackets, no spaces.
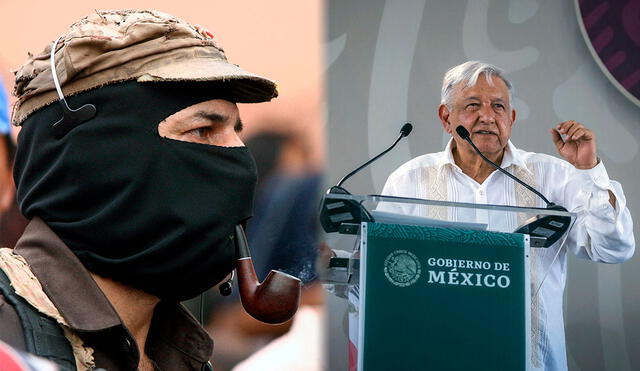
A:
0,218,213,370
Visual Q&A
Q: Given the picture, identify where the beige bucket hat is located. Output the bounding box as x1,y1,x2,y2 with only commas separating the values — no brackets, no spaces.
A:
12,9,278,125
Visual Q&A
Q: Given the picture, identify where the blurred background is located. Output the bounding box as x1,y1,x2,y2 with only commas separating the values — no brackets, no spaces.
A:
0,1,325,370
0,1,325,161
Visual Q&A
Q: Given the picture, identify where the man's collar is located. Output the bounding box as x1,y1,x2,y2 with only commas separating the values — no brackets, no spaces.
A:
501,140,530,172
14,218,212,362
442,137,531,173
442,138,457,169
14,218,121,331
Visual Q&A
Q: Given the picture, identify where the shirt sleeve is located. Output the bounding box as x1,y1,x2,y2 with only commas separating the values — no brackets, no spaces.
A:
563,161,635,263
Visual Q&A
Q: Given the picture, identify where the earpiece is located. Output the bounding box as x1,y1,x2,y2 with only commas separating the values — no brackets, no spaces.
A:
49,36,97,139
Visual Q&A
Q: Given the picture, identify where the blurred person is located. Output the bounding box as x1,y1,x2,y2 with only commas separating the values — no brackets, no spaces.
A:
207,131,324,371
0,78,17,219
247,132,321,284
0,76,29,247
231,306,324,371
0,9,280,371
0,340,59,371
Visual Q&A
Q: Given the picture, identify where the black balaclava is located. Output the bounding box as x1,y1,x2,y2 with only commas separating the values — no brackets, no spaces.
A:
14,80,258,301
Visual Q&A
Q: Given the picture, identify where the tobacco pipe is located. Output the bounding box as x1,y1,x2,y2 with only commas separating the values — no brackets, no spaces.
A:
234,224,301,324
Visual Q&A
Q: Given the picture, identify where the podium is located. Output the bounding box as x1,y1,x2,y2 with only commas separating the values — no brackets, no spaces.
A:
321,194,575,371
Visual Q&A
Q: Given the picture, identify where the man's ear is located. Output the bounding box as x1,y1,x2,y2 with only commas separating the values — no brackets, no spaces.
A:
510,108,517,129
438,104,452,134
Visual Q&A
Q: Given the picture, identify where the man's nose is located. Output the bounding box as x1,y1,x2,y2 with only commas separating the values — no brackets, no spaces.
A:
477,104,495,124
225,130,244,147
225,130,245,148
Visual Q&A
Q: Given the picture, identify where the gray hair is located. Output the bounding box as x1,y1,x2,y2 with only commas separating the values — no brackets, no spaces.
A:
440,61,513,108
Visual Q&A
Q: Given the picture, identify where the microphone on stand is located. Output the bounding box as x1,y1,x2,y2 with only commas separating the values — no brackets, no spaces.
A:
455,126,571,247
320,123,413,233
336,123,413,188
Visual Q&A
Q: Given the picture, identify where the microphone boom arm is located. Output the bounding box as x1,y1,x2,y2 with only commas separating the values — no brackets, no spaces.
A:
463,136,553,206
336,122,412,187
336,133,404,188
320,122,412,233
455,125,571,248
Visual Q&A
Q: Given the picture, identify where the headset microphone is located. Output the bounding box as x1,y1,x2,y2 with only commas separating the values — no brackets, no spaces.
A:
49,36,97,139
218,271,234,296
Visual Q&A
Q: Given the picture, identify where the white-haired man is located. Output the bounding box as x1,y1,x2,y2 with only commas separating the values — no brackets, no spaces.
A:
381,61,634,370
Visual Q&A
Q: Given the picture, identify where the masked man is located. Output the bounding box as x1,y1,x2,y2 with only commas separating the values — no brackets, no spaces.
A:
0,10,277,371
380,61,634,371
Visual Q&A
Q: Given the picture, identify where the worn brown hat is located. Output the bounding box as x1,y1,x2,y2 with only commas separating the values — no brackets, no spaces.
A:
12,9,278,125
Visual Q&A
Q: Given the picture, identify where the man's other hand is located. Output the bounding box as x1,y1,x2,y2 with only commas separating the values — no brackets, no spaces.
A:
550,120,598,169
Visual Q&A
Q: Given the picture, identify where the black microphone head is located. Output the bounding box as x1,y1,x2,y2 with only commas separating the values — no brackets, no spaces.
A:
400,123,413,137
219,281,233,296
455,125,470,139
52,102,97,139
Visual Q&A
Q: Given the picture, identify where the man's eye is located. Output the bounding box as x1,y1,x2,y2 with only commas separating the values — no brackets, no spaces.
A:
190,127,211,138
466,103,479,109
494,104,505,110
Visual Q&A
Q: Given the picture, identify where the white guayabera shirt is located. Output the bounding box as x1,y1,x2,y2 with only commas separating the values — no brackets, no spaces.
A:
379,139,635,371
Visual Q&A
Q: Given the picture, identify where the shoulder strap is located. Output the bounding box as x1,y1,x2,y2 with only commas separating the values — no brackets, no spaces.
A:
0,268,76,371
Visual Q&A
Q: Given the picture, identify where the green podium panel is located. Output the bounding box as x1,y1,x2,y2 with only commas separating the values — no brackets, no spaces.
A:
359,222,531,371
